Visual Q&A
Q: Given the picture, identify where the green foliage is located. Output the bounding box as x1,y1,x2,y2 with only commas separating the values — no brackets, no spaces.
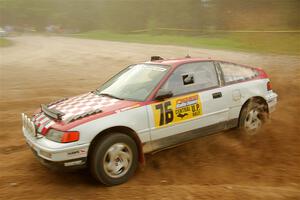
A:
0,0,299,32
76,31,300,55
0,38,13,47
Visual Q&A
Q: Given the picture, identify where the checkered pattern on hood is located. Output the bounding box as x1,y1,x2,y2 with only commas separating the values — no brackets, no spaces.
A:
48,92,119,121
32,92,120,134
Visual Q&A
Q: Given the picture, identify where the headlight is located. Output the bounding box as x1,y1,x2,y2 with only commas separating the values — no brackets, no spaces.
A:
46,129,80,143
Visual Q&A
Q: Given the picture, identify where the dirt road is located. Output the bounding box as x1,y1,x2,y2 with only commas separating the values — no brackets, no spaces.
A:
0,35,300,199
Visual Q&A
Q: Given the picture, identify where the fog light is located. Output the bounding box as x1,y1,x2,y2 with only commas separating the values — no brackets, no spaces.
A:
40,150,52,158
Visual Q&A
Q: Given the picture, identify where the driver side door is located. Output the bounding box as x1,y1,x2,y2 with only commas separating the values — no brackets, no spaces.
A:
146,61,230,151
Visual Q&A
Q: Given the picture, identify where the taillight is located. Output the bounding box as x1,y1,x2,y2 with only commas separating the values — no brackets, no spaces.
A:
267,81,272,91
256,68,268,79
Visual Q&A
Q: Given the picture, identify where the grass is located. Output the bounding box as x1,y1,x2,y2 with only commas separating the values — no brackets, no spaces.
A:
75,30,300,55
0,38,13,47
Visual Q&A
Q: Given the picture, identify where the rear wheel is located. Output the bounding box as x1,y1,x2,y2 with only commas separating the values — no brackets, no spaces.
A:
239,101,268,134
89,133,138,186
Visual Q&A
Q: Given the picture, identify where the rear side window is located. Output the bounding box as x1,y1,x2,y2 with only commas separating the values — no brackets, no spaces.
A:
219,62,258,84
162,61,219,96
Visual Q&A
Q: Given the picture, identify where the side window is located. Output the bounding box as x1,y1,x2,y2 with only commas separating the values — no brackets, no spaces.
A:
162,62,219,96
219,62,258,84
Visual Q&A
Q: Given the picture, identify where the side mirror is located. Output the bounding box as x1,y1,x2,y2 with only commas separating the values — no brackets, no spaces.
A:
155,89,173,101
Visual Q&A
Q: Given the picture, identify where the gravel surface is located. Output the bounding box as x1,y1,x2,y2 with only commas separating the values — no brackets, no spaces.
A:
0,35,299,199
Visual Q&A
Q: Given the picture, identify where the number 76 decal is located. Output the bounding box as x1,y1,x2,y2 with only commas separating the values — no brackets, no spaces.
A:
152,94,202,127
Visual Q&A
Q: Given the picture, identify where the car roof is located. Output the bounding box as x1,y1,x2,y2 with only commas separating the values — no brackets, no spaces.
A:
144,57,213,69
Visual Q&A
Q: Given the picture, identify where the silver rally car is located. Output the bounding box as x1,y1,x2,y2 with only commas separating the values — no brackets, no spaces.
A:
22,56,277,185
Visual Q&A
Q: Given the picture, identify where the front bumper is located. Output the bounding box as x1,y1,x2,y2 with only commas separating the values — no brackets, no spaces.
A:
265,91,278,113
30,146,87,171
23,125,89,170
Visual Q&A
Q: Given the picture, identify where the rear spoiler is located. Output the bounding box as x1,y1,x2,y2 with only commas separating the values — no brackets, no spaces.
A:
41,104,65,120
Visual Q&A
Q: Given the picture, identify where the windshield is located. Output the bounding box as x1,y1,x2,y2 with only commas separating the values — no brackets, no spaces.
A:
95,64,170,101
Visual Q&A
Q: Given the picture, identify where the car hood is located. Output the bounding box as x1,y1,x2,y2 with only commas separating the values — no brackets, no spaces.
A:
32,92,140,134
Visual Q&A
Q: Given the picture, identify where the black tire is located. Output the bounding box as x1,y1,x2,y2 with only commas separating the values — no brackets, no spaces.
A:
89,132,138,186
239,100,267,134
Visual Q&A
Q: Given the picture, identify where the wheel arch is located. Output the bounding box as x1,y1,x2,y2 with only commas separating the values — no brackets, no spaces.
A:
87,126,145,165
238,96,269,127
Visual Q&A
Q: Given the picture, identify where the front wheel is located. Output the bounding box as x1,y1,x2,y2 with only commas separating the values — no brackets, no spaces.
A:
239,101,268,134
89,133,138,186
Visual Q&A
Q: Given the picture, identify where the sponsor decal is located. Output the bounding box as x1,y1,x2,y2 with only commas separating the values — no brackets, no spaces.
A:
152,93,202,127
64,160,84,167
67,149,87,157
146,66,167,71
135,64,167,72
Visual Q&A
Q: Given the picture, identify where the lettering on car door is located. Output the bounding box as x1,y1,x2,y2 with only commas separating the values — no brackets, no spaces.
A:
152,93,202,127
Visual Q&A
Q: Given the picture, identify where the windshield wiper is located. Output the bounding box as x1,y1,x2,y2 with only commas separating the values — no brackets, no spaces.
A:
98,93,124,100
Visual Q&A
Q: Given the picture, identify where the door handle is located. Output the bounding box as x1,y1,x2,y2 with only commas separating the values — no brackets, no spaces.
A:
212,92,222,99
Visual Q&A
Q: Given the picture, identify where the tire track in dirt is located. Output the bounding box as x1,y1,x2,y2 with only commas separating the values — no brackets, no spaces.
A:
0,144,27,155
